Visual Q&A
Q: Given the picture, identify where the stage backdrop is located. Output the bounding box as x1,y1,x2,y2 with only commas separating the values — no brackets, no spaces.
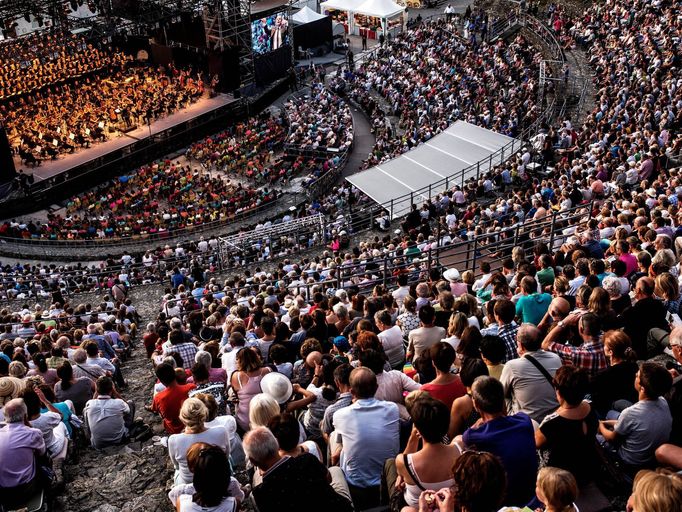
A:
294,17,333,52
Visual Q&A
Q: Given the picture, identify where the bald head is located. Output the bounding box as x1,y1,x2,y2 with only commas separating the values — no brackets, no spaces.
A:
350,366,378,399
636,277,655,297
305,351,322,369
4,398,27,423
549,297,571,320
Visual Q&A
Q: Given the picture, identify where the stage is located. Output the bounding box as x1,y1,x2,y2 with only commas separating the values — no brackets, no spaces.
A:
19,93,238,183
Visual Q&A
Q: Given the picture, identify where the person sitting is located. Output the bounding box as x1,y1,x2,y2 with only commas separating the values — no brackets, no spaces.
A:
535,467,579,512
406,304,446,362
656,327,682,470
413,450,507,512
387,394,459,509
331,366,400,510
267,412,323,462
456,375,537,506
419,342,466,408
244,426,353,512
83,376,135,449
168,398,230,485
598,362,673,473
151,363,195,434
22,387,68,461
167,442,244,512
500,324,561,423
535,366,598,488
591,330,639,417
447,358,490,439
515,276,551,326
622,277,668,359
0,398,46,510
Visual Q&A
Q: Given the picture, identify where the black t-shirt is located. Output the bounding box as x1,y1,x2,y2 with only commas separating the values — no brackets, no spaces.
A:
591,362,639,415
539,406,599,485
253,454,353,512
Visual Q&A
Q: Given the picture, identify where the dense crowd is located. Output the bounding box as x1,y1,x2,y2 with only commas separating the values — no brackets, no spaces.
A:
3,0,682,510
333,16,540,169
284,82,354,152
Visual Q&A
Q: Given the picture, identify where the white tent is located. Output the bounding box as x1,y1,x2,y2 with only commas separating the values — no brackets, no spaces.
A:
320,0,366,12
293,6,329,25
354,0,404,18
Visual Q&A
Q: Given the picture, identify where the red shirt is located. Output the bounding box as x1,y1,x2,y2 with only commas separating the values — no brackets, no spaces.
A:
152,383,195,434
421,377,466,409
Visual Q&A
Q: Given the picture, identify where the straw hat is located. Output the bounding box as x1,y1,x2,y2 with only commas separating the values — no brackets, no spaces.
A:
0,377,25,407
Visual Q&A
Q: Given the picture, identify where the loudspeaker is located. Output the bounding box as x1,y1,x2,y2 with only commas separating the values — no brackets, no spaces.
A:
0,123,16,183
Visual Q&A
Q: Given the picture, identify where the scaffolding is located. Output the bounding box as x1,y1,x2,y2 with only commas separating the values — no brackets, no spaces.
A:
202,0,254,89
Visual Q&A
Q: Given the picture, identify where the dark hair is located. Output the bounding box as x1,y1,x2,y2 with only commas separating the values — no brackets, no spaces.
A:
494,299,515,324
480,335,506,365
21,388,41,418
32,353,49,373
333,363,353,386
459,358,489,388
57,361,74,390
189,443,232,507
638,361,673,399
457,326,482,359
553,365,588,406
191,362,210,382
411,396,449,443
155,363,177,386
471,375,505,414
269,344,289,364
429,342,456,372
96,376,114,396
579,312,601,337
358,349,386,375
84,341,99,357
267,413,300,452
418,304,436,325
452,451,507,511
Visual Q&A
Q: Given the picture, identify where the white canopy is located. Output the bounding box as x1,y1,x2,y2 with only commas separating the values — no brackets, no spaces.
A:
320,0,366,13
354,0,405,18
293,6,329,25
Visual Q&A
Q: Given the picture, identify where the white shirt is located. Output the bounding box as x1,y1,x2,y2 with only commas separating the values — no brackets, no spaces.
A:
168,427,230,484
333,398,400,487
378,326,406,368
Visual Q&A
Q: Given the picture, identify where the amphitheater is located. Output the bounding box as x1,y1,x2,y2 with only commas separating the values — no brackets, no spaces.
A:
0,0,681,510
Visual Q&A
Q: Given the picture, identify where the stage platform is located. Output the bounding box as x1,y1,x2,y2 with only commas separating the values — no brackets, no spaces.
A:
20,93,237,183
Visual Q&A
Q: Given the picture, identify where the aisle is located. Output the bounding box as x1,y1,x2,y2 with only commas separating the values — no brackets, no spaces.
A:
343,106,376,178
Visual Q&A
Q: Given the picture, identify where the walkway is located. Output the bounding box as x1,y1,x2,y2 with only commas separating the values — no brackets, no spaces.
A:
343,105,376,178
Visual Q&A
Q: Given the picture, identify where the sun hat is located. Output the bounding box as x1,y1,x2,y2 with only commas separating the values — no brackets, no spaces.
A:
0,377,25,407
260,372,293,404
443,268,461,282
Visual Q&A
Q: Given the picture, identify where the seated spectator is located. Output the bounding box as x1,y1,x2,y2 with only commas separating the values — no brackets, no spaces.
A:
535,467,579,512
414,450,507,512
167,442,244,512
321,363,353,444
151,363,196,434
515,276,551,326
656,327,682,470
493,299,518,362
83,376,134,449
536,366,598,487
268,412,323,462
244,426,353,512
331,367,399,510
168,398,230,485
230,347,272,432
479,335,506,380
447,358,489,439
22,387,68,461
598,362,673,472
387,394,459,509
71,348,107,383
375,309,406,369
500,325,561,423
193,393,244,469
457,375,537,506
54,361,96,416
188,363,227,416
591,330,639,417
622,277,668,359
407,305,446,362
420,342,466,408
0,399,46,510
627,469,682,511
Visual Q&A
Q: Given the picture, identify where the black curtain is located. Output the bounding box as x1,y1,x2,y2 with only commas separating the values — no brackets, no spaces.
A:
293,17,333,50
254,46,292,85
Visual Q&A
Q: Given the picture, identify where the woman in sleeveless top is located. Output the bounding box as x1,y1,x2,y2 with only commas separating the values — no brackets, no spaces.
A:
230,347,271,432
395,396,459,508
448,359,488,440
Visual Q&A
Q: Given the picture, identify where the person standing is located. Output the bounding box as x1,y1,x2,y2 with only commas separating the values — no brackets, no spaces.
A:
361,33,368,51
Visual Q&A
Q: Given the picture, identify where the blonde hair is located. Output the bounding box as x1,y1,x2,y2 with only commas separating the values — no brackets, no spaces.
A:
537,467,578,512
655,272,680,302
631,469,682,512
179,397,208,431
248,393,280,428
461,270,475,285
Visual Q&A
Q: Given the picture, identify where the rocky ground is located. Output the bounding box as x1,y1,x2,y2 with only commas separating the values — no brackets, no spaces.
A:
53,286,174,512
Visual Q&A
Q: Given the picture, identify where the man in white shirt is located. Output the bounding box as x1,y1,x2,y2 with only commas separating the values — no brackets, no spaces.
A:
331,368,399,510
472,261,492,292
391,274,410,309
83,377,134,449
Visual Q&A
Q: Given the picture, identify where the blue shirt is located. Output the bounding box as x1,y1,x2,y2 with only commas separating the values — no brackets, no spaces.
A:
515,293,551,326
333,398,399,487
463,413,537,506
